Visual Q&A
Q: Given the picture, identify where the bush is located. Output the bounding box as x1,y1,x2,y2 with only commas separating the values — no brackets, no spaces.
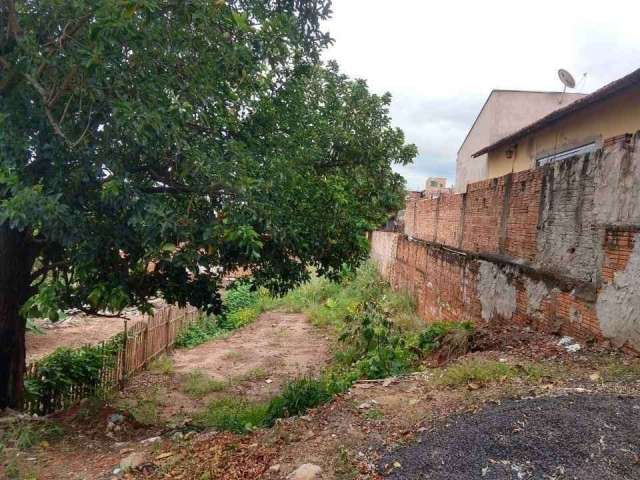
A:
174,315,224,349
266,378,332,423
24,335,122,412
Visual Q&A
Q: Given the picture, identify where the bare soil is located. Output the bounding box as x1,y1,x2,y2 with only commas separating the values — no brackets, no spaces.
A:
25,302,168,362
0,311,331,480
5,316,640,480
120,311,331,422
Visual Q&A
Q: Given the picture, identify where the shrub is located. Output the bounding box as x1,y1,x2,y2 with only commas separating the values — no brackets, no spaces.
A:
24,335,122,412
223,283,258,313
266,378,332,423
174,315,225,348
128,390,161,425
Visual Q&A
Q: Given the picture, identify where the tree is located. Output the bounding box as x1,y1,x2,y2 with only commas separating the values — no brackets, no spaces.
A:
0,0,416,408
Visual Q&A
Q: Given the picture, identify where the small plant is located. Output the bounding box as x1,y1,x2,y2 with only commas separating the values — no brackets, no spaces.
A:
339,301,415,379
363,408,384,421
183,371,227,397
194,397,269,433
0,421,65,451
149,355,174,375
266,377,332,423
128,390,161,425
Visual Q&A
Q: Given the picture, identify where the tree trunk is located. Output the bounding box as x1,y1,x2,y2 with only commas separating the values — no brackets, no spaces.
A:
0,222,37,410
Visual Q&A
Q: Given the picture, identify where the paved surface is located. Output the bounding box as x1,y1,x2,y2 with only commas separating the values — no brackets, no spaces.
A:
380,394,640,480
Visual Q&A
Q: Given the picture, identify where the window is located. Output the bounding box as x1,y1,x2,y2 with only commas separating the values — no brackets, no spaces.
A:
536,142,597,167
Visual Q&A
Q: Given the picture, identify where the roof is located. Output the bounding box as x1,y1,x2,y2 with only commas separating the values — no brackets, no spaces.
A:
472,67,640,157
457,89,585,155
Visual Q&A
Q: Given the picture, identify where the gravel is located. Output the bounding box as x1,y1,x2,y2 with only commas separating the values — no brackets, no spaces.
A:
380,393,640,480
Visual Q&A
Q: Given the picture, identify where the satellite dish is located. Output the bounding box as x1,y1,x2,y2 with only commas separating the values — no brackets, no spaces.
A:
558,69,576,89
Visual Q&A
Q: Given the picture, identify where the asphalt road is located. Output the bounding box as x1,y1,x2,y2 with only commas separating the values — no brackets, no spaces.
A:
380,393,640,479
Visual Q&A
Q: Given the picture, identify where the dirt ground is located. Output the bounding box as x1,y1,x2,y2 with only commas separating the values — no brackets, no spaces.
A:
2,311,331,480
25,302,169,362
119,311,331,422
4,314,640,480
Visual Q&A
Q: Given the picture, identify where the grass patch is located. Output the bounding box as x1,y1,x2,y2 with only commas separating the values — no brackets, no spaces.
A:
603,358,640,382
193,397,270,433
175,284,274,349
0,421,65,451
266,377,333,421
234,367,269,383
174,315,227,349
183,371,227,397
362,408,384,421
128,389,161,425
149,355,174,375
436,359,548,387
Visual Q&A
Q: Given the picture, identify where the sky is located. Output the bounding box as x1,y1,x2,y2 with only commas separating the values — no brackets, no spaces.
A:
322,0,640,190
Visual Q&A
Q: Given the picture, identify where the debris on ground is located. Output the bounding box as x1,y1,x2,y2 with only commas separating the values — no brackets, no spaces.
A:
558,336,582,353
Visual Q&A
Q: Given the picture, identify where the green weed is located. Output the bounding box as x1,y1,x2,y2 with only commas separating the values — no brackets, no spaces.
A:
149,355,174,375
174,315,226,349
266,378,333,422
436,359,547,387
193,397,269,433
128,390,161,425
183,371,227,397
0,421,65,451
603,358,640,381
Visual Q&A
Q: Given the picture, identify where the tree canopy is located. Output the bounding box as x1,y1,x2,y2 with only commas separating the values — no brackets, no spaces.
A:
0,0,416,407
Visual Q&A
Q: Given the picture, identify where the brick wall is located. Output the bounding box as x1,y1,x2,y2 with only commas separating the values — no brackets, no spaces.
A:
461,177,507,254
371,133,640,352
414,197,438,242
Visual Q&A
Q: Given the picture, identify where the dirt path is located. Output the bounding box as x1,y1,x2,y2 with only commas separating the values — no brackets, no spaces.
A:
173,311,329,389
121,311,331,422
2,311,331,480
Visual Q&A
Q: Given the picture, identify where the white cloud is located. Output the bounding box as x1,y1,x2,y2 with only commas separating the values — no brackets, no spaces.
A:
323,0,640,189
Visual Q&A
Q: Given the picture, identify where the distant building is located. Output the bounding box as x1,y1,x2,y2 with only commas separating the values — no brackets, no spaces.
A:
473,68,640,177
424,177,452,197
456,90,585,192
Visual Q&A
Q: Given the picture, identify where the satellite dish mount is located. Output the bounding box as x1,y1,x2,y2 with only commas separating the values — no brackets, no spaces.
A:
557,68,576,104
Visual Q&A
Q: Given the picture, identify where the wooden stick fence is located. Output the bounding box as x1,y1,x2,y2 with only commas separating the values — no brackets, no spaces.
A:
23,305,199,415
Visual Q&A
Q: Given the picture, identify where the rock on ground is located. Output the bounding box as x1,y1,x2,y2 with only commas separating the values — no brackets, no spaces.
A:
287,463,323,480
380,394,640,480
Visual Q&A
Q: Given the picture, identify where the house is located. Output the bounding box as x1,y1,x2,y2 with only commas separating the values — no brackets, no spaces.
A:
456,90,585,192
424,177,451,197
473,67,640,177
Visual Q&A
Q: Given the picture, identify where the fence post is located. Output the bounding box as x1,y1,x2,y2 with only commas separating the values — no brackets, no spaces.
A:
164,307,173,353
142,316,149,369
120,319,128,390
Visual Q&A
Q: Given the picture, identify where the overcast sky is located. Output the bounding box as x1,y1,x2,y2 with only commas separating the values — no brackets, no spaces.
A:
322,0,640,190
